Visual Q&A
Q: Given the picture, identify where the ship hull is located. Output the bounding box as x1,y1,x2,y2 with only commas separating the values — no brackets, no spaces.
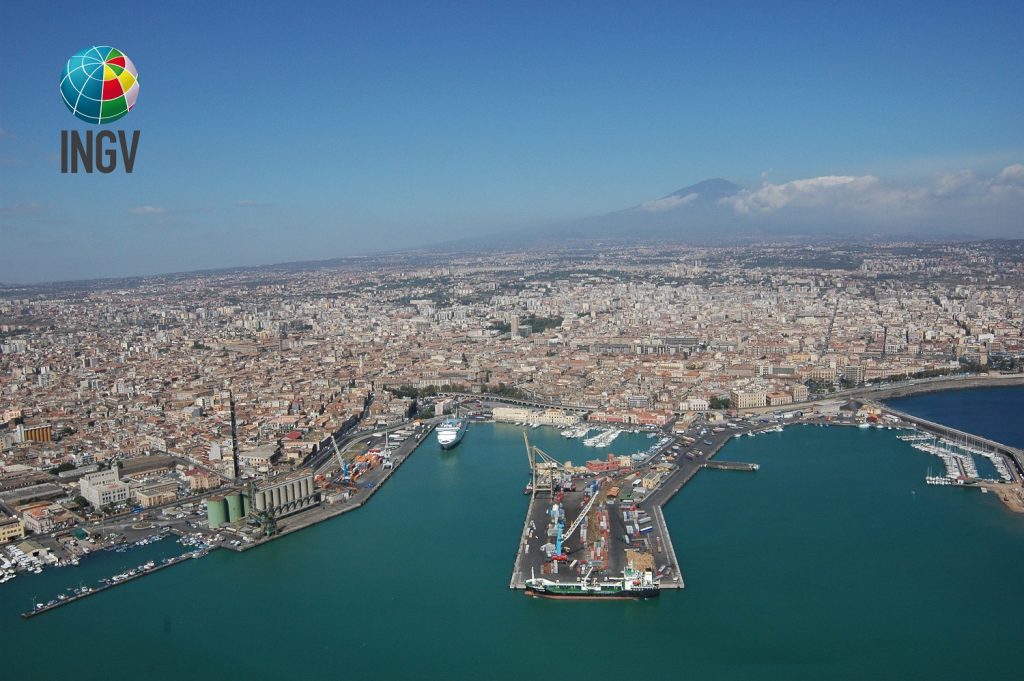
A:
438,435,464,451
524,587,660,600
436,420,467,450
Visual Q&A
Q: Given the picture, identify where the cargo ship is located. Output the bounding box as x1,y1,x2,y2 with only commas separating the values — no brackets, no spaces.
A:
525,567,660,599
436,418,467,450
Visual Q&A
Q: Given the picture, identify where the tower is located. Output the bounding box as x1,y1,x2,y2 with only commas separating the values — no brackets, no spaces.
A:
229,391,240,480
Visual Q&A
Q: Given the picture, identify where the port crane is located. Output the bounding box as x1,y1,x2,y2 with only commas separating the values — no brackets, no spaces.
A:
523,433,575,497
581,564,596,585
548,491,598,562
560,491,597,548
549,503,567,561
329,435,351,483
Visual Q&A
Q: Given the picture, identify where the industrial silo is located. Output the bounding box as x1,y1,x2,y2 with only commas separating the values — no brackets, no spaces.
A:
206,496,228,528
226,493,244,522
241,492,251,517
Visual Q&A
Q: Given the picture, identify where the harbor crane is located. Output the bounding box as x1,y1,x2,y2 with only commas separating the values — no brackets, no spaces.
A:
581,564,596,585
549,503,567,561
330,435,351,483
549,491,598,562
560,490,598,547
523,433,575,497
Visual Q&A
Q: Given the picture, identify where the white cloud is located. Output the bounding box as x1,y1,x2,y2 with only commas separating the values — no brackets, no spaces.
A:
997,163,1024,183
640,192,699,212
721,164,1024,221
129,206,165,215
724,176,881,214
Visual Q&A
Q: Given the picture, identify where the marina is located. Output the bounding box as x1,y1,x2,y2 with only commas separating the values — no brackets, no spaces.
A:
882,404,1023,495
582,428,622,448
2,420,436,618
21,548,209,619
511,399,1024,599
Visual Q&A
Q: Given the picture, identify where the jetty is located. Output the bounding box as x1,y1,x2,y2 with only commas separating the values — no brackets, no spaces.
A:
877,404,1024,478
21,549,211,619
876,403,1024,512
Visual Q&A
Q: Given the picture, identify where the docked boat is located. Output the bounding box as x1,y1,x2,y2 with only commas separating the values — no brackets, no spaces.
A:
525,567,660,599
436,418,468,450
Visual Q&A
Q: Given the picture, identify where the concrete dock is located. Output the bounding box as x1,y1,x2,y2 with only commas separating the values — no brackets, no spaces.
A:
509,481,689,591
221,421,436,552
876,403,1024,479
507,417,858,594
508,424,753,592
21,548,211,619
19,422,438,621
509,488,539,589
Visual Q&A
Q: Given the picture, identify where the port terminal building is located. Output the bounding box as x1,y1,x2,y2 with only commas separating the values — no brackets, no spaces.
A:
492,407,580,427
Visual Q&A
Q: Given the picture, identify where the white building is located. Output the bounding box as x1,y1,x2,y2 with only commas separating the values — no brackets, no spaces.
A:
730,389,767,409
492,406,534,423
492,406,580,427
681,397,709,412
79,469,130,508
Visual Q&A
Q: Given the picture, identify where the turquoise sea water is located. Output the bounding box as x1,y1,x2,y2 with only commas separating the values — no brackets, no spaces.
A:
2,409,1023,680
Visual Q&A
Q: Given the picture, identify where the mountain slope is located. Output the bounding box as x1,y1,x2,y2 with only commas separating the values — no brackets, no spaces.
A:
546,178,749,242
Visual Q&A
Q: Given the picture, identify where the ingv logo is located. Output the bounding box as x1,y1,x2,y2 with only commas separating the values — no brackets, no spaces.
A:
59,46,141,173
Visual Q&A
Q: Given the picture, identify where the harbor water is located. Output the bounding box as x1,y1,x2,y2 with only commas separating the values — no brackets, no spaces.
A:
2,399,1024,679
887,384,1024,447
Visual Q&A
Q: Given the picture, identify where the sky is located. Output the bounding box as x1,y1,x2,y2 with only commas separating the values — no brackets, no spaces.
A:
1,0,1023,283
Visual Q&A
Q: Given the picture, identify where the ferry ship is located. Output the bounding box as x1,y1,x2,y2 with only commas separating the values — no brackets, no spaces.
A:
436,418,467,450
525,567,660,599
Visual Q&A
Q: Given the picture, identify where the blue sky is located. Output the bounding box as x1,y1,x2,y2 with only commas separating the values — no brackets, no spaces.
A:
1,1,1023,282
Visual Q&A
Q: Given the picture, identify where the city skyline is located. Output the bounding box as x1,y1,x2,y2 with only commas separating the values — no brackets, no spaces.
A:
5,4,1024,676
2,1,1024,282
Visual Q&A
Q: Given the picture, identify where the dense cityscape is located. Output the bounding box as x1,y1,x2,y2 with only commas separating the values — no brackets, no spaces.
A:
5,1,1024,677
1,239,1022,548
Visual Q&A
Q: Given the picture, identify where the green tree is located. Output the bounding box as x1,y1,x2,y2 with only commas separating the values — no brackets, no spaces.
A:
709,397,732,410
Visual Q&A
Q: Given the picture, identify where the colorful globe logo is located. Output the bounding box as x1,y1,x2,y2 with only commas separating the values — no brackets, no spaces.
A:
60,46,139,124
